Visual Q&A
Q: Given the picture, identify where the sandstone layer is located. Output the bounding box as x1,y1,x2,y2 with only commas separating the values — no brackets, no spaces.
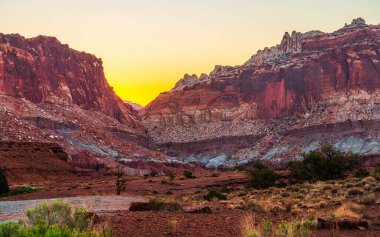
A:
0,33,136,124
144,18,380,168
0,34,172,175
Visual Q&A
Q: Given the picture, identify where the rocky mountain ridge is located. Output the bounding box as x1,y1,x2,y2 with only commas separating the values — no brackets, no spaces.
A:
0,33,136,124
0,34,175,175
143,18,380,168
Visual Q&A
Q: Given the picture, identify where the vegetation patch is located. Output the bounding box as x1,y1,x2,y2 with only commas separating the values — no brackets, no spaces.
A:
241,215,316,237
288,144,362,182
247,162,282,189
203,189,228,201
0,200,113,237
149,199,183,211
0,185,39,197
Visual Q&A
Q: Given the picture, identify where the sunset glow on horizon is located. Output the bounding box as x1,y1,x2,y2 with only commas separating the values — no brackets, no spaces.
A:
1,0,379,106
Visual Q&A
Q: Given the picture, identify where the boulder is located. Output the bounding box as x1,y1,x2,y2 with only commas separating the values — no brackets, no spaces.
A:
184,205,212,214
317,218,369,230
129,202,152,211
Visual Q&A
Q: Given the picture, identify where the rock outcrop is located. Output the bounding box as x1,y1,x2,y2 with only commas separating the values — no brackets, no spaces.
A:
0,34,173,175
144,18,380,167
0,34,136,124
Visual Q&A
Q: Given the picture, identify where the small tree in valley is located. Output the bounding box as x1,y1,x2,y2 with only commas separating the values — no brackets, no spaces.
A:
114,166,126,195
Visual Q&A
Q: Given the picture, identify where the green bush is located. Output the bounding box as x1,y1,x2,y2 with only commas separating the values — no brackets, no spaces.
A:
149,199,182,211
347,187,363,196
0,167,9,195
0,221,113,237
183,170,195,179
288,145,362,182
355,168,369,178
26,200,90,231
203,189,227,201
241,217,315,237
1,185,39,197
360,194,376,205
247,162,281,189
0,200,113,237
371,164,380,180
167,172,176,181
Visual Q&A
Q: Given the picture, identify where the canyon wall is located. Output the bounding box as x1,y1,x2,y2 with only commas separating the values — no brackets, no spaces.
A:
144,18,380,167
0,33,136,124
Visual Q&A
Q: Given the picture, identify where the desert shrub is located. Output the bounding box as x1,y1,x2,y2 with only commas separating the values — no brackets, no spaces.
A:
247,162,281,189
372,186,380,192
334,202,361,219
240,216,314,237
323,185,333,190
167,172,176,181
166,219,178,237
347,187,363,196
261,218,273,237
371,164,380,180
236,201,264,213
345,183,354,188
203,189,227,201
269,206,283,216
282,199,294,213
0,200,113,237
0,167,9,195
354,181,367,187
288,144,362,182
26,200,90,231
319,201,328,208
149,199,182,211
1,185,38,197
359,194,376,205
183,170,195,179
210,172,219,177
355,168,369,178
150,171,159,177
0,221,113,237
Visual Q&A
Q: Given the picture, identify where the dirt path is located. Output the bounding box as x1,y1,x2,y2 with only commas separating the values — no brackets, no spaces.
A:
0,195,146,222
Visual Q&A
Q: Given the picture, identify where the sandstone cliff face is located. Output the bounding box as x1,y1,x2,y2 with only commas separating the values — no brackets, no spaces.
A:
145,19,380,127
144,18,380,167
0,34,172,175
0,34,136,124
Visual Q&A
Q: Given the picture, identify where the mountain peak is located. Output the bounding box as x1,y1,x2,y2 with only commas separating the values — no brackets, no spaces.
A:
344,17,367,28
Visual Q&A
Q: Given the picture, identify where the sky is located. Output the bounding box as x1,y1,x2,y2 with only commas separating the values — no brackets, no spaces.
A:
0,1,379,106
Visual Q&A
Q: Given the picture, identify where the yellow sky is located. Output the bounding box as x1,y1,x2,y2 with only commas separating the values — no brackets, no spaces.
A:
0,0,379,106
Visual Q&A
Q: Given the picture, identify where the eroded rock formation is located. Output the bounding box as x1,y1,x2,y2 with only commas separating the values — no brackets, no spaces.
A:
144,18,380,167
0,34,136,124
0,34,171,175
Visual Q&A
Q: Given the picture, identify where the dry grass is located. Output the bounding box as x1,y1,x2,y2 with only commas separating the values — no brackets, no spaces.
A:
166,218,178,236
240,214,259,237
240,215,315,237
334,202,362,219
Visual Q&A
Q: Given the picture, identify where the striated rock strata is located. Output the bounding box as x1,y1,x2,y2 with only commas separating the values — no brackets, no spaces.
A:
0,33,136,124
0,34,174,175
144,18,380,168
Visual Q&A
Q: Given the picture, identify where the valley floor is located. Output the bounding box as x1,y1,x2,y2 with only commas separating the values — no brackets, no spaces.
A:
1,171,379,237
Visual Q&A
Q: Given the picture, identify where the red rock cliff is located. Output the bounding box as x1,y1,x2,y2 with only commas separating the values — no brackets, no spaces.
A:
0,34,136,124
144,19,380,128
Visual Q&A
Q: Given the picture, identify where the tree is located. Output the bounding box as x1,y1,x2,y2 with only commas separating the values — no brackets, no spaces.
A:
288,144,362,182
114,166,126,195
247,162,281,189
0,167,9,195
